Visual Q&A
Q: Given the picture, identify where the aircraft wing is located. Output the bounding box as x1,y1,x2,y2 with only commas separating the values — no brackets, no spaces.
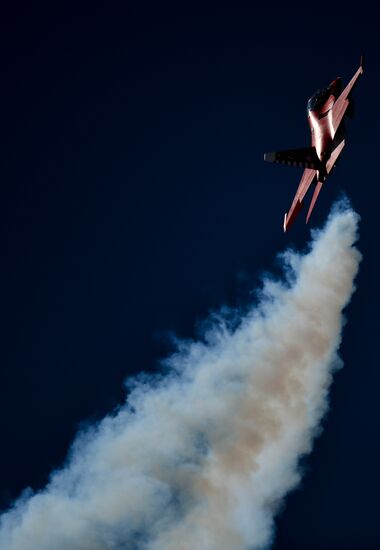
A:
283,168,316,231
264,147,320,169
332,57,364,133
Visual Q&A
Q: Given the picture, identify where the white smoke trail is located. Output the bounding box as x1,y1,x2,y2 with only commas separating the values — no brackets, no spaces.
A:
0,202,360,550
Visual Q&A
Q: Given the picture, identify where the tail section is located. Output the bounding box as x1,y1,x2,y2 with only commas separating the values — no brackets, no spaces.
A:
264,147,320,170
283,168,316,232
306,140,345,224
306,180,324,224
283,199,304,232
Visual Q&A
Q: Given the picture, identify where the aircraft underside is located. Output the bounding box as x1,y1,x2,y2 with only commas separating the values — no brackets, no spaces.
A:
264,57,363,231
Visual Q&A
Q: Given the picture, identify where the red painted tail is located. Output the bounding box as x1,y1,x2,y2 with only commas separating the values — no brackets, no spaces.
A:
306,181,323,224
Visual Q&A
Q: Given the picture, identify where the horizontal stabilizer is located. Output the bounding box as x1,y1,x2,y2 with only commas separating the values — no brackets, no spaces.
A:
283,168,316,231
264,147,320,169
306,180,324,224
284,199,303,232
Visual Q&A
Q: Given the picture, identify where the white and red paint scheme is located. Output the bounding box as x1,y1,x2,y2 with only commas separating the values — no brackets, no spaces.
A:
265,57,364,231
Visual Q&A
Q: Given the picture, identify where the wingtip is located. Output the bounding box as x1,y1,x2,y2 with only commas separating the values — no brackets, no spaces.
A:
264,152,276,163
283,213,288,232
360,53,365,72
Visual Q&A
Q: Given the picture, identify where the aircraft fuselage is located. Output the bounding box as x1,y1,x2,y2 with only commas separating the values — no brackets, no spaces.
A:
264,57,363,231
307,78,343,181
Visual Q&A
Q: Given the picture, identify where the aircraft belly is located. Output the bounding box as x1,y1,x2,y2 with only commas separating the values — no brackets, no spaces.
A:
327,110,335,140
309,112,332,161
315,125,332,161
266,58,363,230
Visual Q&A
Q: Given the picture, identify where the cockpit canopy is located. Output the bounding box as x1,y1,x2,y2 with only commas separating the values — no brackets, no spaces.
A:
307,86,331,111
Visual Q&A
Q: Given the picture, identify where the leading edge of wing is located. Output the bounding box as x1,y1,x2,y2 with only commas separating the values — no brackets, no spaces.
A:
332,57,364,132
283,168,316,232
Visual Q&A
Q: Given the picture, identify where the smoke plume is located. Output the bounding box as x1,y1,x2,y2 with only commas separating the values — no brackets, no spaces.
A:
0,203,361,549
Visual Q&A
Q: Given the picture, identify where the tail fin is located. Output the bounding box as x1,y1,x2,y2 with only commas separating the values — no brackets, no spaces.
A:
264,147,320,170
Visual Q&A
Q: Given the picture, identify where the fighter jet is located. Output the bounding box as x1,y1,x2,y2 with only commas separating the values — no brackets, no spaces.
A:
264,57,364,231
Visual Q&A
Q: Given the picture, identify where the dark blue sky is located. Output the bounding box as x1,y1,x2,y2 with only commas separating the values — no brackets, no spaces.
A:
1,6,379,549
